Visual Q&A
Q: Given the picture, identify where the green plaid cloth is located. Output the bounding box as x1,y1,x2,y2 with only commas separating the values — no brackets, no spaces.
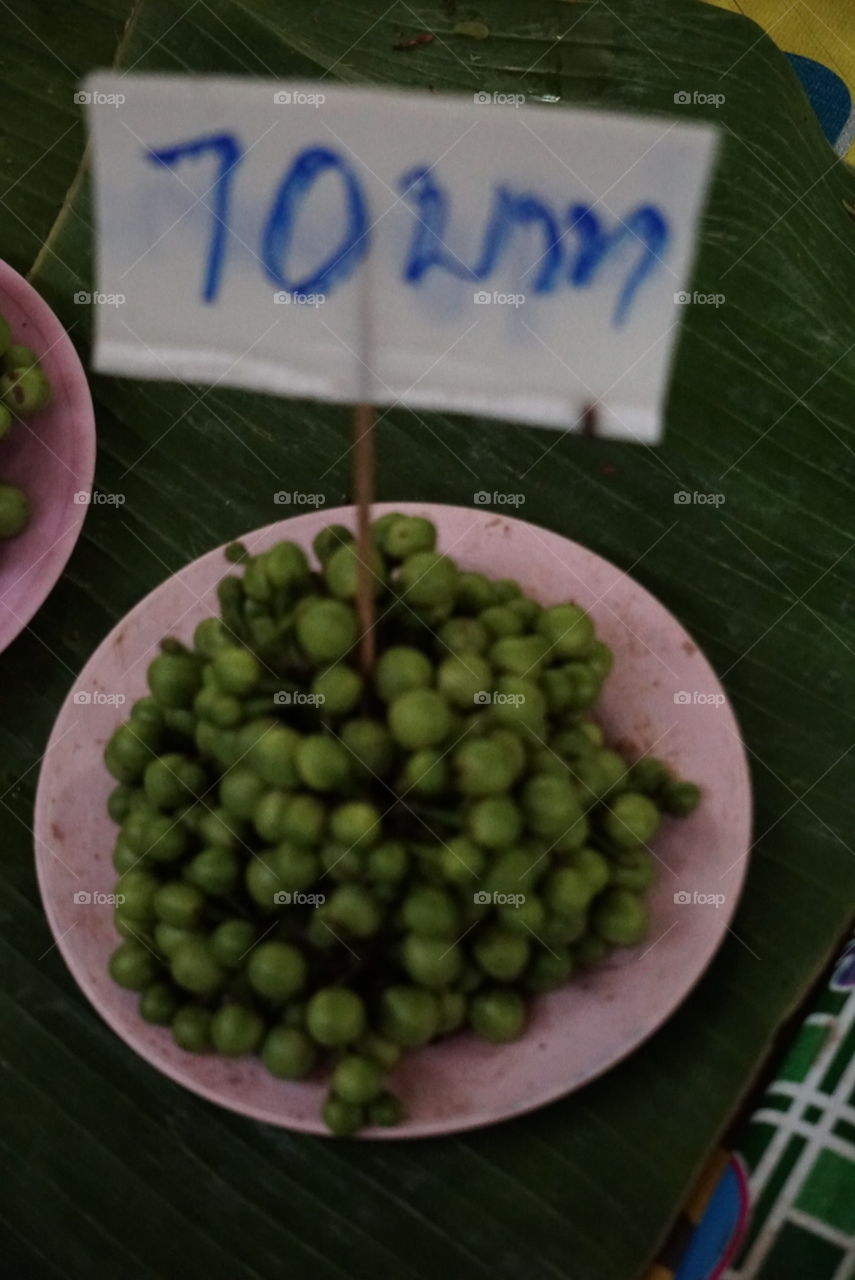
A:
729,936,855,1279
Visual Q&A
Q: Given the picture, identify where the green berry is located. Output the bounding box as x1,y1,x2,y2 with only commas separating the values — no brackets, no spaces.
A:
322,1095,364,1136
397,551,457,606
402,885,459,936
365,840,408,882
593,888,649,946
331,1054,385,1104
5,343,37,370
280,794,326,846
455,571,494,613
490,635,550,676
210,919,258,968
522,775,584,839
153,881,206,929
330,801,381,848
340,719,395,779
401,933,463,987
602,792,660,847
537,603,595,658
116,868,159,921
307,987,367,1047
220,766,267,820
480,605,524,639
109,940,158,990
171,1004,213,1052
377,514,436,559
263,540,309,589
437,654,492,709
367,1091,404,1127
524,948,574,993
184,846,240,896
147,653,201,709
466,796,522,849
542,866,593,916
472,925,530,980
0,364,50,414
660,780,701,816
296,734,351,791
378,986,438,1047
311,665,362,716
139,981,180,1024
211,1004,265,1055
273,842,320,893
0,484,29,537
170,938,226,994
262,1026,317,1078
325,540,385,600
438,616,489,654
388,688,451,750
246,941,307,1001
313,524,353,566
374,645,433,703
323,884,382,937
453,738,516,796
469,988,526,1042
400,748,448,796
296,599,358,663
212,645,261,695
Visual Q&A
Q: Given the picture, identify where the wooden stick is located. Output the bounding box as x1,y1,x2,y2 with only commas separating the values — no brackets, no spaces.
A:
352,401,376,673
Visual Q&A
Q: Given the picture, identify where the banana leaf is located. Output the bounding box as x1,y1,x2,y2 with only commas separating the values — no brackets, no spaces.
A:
2,3,854,1278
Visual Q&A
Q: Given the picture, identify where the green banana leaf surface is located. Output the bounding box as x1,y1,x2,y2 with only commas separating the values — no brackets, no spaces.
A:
2,2,854,1278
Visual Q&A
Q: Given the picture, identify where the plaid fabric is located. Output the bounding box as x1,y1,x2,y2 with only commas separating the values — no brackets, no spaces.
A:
646,938,855,1280
727,939,855,1278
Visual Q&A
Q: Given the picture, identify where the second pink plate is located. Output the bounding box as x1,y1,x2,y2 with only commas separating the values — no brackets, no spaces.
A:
0,261,95,650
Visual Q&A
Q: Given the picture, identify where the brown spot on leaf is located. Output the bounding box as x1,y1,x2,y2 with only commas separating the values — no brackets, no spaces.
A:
393,32,434,50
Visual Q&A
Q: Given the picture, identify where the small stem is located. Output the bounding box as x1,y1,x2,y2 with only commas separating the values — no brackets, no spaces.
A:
352,401,376,675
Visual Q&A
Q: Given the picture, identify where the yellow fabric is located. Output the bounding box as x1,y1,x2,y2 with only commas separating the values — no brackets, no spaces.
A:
641,1263,675,1280
705,0,855,160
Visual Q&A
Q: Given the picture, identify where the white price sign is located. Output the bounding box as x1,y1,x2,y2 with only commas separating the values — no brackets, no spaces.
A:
84,74,718,442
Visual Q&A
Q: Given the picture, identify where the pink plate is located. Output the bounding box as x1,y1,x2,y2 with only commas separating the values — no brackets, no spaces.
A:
0,261,95,650
34,504,751,1138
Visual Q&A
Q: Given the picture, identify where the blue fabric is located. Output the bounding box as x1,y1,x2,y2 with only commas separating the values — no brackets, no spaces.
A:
675,1160,747,1280
786,53,852,151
